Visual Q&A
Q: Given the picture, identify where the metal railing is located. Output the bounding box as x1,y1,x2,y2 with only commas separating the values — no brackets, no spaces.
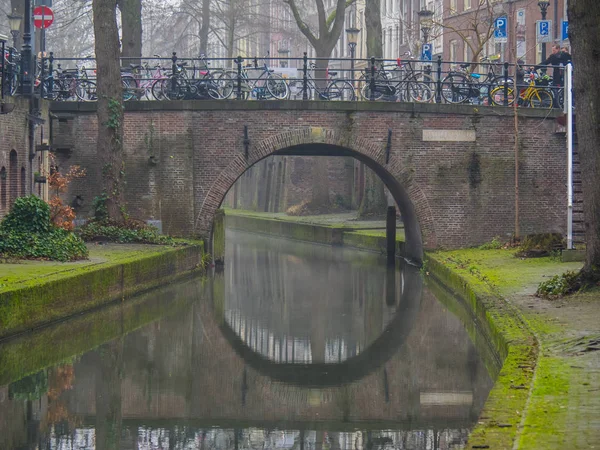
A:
4,51,571,109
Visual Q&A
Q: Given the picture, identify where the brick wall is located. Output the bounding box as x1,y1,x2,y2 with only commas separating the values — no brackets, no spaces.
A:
50,101,567,249
0,98,50,218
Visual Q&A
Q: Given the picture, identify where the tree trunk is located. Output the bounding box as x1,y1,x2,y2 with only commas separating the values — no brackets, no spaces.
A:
314,51,331,93
358,166,387,218
358,0,387,219
311,157,330,209
199,0,211,56
364,0,383,59
568,0,600,278
118,0,142,66
93,0,126,221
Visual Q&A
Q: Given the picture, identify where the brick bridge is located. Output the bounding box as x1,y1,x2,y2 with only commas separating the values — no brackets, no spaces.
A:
50,100,567,262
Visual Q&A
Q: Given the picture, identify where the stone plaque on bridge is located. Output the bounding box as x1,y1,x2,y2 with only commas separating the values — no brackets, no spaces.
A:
422,129,476,142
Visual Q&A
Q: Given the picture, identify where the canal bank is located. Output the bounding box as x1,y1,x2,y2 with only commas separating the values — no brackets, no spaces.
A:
223,209,406,256
223,209,598,449
0,242,205,340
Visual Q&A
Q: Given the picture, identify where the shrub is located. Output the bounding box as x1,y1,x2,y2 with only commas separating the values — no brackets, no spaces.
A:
478,236,503,250
77,219,173,245
1,195,51,234
536,271,580,298
0,196,88,262
286,199,311,216
516,233,565,258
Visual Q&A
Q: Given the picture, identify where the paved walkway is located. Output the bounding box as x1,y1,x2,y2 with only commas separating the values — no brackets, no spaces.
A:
434,249,600,448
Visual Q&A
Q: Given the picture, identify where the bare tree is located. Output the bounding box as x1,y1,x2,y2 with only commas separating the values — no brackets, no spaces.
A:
93,0,125,221
284,0,354,76
568,0,600,282
438,0,503,63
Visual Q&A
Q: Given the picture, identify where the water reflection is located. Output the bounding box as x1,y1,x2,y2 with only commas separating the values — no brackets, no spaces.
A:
0,230,496,449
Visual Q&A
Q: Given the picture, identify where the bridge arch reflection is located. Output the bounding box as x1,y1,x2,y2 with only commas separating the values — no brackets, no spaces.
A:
211,260,422,387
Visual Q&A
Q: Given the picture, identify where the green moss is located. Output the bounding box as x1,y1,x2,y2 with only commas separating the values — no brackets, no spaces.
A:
517,356,570,448
0,242,205,339
426,254,537,448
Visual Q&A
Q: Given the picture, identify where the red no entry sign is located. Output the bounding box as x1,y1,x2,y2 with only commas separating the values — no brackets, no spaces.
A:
33,6,54,29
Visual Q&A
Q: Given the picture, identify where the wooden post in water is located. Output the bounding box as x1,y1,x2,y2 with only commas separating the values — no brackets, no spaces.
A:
386,206,396,265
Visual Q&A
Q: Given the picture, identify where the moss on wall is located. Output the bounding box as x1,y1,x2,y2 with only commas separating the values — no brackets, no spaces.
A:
0,244,204,340
426,254,538,449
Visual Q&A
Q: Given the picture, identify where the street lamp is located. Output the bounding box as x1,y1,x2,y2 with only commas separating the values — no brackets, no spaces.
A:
345,27,360,82
20,0,33,96
418,9,434,45
538,0,550,62
7,10,22,49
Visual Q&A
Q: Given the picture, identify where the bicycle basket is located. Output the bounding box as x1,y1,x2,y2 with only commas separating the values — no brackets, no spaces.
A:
535,75,551,86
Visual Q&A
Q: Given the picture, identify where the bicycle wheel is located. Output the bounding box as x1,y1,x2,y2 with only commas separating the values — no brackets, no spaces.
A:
489,86,515,106
528,89,553,108
326,80,355,101
76,79,97,102
156,76,188,100
151,78,168,100
288,79,312,100
441,73,470,104
210,70,235,99
121,75,138,101
266,73,289,99
405,78,434,103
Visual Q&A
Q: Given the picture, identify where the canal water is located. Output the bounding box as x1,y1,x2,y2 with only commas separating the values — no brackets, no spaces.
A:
0,229,499,450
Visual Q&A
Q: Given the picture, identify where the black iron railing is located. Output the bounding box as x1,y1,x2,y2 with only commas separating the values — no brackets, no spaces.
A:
4,51,570,109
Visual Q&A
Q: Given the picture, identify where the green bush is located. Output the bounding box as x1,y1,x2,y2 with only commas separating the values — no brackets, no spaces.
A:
478,236,503,250
517,233,565,258
78,220,173,245
536,271,580,298
1,195,51,234
0,196,88,262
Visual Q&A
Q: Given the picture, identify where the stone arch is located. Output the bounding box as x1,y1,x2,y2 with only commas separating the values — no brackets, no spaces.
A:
195,127,438,264
9,150,18,205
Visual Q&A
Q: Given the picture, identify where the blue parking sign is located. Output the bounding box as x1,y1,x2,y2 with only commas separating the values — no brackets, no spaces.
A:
562,20,569,41
421,43,432,61
537,20,552,43
494,16,508,43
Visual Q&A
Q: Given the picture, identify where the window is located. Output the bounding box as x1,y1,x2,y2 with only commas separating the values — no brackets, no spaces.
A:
465,0,471,10
464,38,472,62
0,167,6,211
450,40,458,62
450,0,457,14
9,150,17,205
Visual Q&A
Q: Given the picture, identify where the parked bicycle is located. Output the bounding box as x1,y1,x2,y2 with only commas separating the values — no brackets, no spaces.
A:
490,70,553,108
226,53,289,100
359,53,435,102
441,55,512,105
288,63,355,101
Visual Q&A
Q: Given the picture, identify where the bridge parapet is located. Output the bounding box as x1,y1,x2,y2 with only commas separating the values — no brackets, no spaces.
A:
49,100,566,250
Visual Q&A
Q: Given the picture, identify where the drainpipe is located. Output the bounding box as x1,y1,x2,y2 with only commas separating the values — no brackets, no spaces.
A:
566,63,573,249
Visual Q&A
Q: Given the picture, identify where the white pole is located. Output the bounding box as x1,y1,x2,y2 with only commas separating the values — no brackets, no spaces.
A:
566,62,573,249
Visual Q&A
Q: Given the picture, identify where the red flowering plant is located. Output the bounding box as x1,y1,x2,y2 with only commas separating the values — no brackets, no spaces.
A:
47,154,86,231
